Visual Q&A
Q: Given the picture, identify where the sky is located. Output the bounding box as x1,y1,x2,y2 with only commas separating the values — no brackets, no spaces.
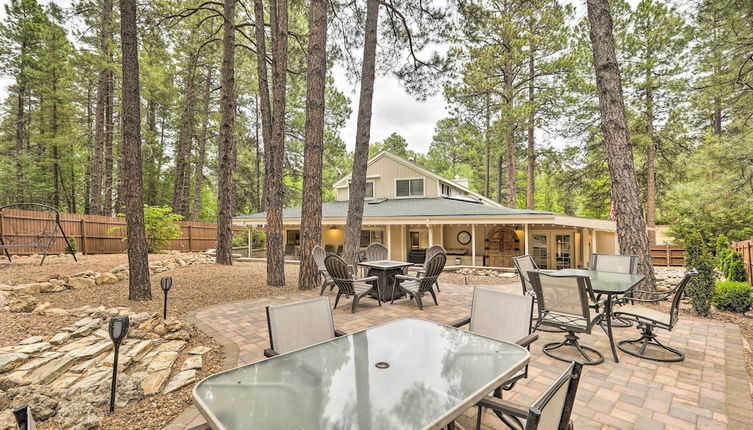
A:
0,0,645,154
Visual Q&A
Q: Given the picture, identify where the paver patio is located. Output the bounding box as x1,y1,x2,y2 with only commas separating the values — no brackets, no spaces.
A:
172,280,753,430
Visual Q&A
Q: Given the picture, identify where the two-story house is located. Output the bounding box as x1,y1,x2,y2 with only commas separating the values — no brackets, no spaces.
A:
234,150,618,269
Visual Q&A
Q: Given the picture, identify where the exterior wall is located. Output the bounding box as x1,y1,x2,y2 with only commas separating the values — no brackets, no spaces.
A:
595,230,617,254
336,188,348,201
336,155,442,201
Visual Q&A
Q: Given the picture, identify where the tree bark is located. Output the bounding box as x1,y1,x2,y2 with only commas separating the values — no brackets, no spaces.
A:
103,73,114,215
265,0,288,285
496,154,503,204
343,0,380,265
90,0,112,215
254,0,273,219
173,52,198,218
145,99,158,205
52,80,60,209
298,0,327,291
120,0,151,300
84,82,93,213
504,57,516,208
192,65,213,221
215,0,237,266
15,82,25,199
484,94,491,198
526,53,535,210
586,0,655,291
646,81,656,245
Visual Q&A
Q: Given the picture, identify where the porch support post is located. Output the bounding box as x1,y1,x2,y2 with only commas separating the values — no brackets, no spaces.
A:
471,224,477,267
401,224,406,261
386,226,392,259
428,221,433,247
524,223,529,255
247,225,253,258
592,229,597,254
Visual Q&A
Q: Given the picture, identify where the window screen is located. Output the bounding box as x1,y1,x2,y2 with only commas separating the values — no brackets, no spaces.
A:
396,179,424,197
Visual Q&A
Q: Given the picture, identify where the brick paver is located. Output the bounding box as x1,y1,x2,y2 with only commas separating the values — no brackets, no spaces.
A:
172,281,753,429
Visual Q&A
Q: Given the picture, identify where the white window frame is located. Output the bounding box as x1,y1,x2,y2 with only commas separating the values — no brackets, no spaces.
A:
395,177,425,198
440,182,453,196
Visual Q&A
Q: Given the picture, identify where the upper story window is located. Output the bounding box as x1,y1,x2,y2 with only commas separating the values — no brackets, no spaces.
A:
396,178,424,197
349,180,375,199
441,183,452,196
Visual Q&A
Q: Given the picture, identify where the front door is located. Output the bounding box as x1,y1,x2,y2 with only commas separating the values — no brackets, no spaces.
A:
554,233,573,269
486,227,520,267
528,231,575,269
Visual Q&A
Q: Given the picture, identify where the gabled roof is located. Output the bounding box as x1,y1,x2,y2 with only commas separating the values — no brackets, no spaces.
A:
332,150,501,207
235,197,553,220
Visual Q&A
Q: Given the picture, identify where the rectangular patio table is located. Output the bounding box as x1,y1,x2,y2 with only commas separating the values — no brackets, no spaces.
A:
358,260,414,302
549,268,645,363
193,318,530,430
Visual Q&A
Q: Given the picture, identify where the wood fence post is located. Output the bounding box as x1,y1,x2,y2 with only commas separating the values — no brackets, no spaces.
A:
81,219,87,255
188,224,193,252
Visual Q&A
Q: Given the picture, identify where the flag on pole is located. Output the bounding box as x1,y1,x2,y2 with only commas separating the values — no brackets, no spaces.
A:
609,201,616,220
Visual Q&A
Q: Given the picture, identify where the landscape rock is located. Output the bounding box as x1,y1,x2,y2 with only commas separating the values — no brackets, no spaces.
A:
156,340,187,353
163,318,183,332
0,353,28,373
147,351,179,372
95,272,119,285
49,332,70,345
187,346,212,356
181,355,202,370
69,369,110,393
13,283,41,295
0,410,15,430
129,312,150,326
45,307,68,316
165,330,191,341
6,387,59,420
16,352,61,372
152,324,168,336
8,294,37,313
141,369,171,395
0,373,30,390
138,313,163,332
26,354,78,384
56,395,103,430
18,336,44,345
115,372,147,407
11,342,51,355
127,340,155,363
32,302,52,314
66,276,96,289
69,341,112,361
164,369,197,394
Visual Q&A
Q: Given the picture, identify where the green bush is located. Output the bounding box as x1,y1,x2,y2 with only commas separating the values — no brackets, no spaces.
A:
65,237,78,255
111,205,183,253
713,281,753,313
728,260,749,283
684,232,717,316
232,229,266,249
725,252,742,278
714,234,729,257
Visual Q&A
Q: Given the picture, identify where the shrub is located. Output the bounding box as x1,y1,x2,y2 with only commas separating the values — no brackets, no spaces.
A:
684,232,717,316
65,237,78,255
725,252,742,278
111,205,183,253
727,260,749,283
713,281,753,313
232,228,266,249
714,234,729,257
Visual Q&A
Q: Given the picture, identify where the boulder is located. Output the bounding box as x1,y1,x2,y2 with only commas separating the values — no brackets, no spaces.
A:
0,373,30,390
163,369,197,394
152,324,168,336
6,386,59,420
66,277,96,289
0,353,28,373
138,313,163,332
165,330,191,341
12,283,41,296
163,318,183,332
0,410,13,430
129,312,151,326
9,294,37,313
32,302,52,314
96,272,119,285
49,332,71,345
141,368,171,395
56,395,103,430
181,355,202,371
147,351,179,372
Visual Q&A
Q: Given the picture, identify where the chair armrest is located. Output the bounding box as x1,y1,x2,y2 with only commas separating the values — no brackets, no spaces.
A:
334,329,347,337
357,275,379,283
477,396,529,419
263,348,279,358
515,333,539,348
450,316,471,328
395,274,420,282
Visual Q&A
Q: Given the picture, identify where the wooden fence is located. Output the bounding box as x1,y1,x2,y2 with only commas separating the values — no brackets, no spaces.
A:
731,238,753,284
650,244,685,267
0,207,235,255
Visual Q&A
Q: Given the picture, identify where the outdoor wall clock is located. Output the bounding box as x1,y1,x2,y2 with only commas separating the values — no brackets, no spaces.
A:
457,230,472,245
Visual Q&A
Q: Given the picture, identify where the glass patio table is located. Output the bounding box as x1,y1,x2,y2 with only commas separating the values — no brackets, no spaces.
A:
358,260,414,301
550,268,645,363
193,318,530,430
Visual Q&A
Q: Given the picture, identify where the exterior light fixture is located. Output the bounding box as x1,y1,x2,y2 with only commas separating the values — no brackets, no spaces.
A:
13,405,35,430
108,316,130,413
160,276,173,319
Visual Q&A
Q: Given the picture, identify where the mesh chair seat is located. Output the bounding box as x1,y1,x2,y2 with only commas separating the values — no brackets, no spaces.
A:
613,305,671,327
265,297,337,356
540,308,603,330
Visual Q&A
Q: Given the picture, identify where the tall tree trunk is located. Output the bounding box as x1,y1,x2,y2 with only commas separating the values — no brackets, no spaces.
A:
343,0,379,265
145,99,158,205
85,82,93,213
484,94,491,198
496,154,503,204
646,82,656,245
52,81,60,209
712,96,722,135
586,0,655,291
103,74,114,215
215,0,237,266
15,83,25,199
254,0,273,217
526,54,535,210
254,94,262,211
192,65,213,221
504,57,516,208
298,0,327,291
173,52,198,218
90,0,112,215
265,0,288,284
120,0,151,300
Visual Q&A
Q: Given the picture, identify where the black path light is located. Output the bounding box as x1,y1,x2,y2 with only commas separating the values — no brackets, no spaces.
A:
13,405,36,430
161,276,173,319
108,316,130,413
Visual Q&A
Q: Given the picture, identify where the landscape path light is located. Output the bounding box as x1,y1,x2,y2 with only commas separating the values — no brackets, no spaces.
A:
108,315,130,413
161,276,173,319
13,405,35,430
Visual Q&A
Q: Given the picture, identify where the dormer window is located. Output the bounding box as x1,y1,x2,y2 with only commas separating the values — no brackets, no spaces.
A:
441,183,453,196
349,180,375,199
396,178,424,197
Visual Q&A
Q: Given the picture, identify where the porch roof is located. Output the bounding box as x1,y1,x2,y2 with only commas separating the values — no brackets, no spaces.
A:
236,197,553,221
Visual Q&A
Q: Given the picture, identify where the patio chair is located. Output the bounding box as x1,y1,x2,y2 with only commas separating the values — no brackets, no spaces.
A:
416,244,446,292
365,242,388,261
392,253,446,310
589,253,639,273
451,288,538,391
313,245,336,296
264,297,346,357
529,271,605,365
324,254,381,313
475,361,583,430
613,269,697,362
513,255,563,334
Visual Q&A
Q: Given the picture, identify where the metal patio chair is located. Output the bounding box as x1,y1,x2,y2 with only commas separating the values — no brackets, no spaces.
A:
475,361,583,430
589,253,640,328
513,255,563,333
324,254,381,313
529,271,605,365
264,297,346,357
452,288,538,390
613,269,697,362
313,245,336,295
392,253,446,310
416,244,446,292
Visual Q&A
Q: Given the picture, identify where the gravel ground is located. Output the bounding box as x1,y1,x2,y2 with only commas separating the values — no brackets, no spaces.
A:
0,312,79,345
